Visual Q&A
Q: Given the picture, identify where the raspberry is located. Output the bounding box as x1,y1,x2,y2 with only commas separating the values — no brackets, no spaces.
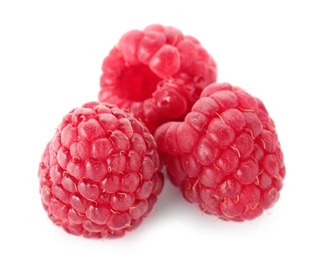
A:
99,24,217,133
38,102,164,238
155,83,285,221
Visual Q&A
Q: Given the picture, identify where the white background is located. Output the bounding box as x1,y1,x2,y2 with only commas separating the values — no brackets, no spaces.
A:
1,0,325,259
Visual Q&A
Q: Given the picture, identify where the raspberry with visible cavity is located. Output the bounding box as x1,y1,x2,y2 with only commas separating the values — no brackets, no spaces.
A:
38,102,164,238
155,83,285,221
99,24,217,133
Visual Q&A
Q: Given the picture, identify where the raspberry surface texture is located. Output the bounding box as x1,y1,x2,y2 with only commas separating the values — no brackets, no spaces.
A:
155,83,285,221
38,102,164,238
99,24,217,133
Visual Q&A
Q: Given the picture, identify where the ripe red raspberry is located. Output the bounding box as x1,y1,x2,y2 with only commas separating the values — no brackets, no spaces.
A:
99,24,217,133
155,83,285,221
38,102,164,238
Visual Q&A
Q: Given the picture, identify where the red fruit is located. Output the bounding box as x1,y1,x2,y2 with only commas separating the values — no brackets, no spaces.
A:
38,102,164,238
155,83,285,221
99,24,217,133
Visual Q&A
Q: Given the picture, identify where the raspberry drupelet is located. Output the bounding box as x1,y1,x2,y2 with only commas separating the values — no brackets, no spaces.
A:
38,102,164,238
155,83,285,221
99,24,217,133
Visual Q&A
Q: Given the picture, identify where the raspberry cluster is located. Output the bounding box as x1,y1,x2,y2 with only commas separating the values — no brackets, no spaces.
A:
38,24,285,238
